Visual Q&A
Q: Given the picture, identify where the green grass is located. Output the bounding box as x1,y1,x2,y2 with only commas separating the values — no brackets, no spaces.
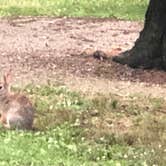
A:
0,125,152,166
0,84,165,166
0,0,148,20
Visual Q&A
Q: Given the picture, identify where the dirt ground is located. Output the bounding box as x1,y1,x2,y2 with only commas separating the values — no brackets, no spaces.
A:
1,17,166,98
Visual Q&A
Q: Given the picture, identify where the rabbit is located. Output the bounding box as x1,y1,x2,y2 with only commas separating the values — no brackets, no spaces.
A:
0,70,34,130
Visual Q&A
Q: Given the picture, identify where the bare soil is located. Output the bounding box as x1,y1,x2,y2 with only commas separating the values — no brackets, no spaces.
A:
1,17,166,98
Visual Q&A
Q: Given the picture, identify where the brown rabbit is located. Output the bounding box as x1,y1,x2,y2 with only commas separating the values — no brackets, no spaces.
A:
0,70,34,130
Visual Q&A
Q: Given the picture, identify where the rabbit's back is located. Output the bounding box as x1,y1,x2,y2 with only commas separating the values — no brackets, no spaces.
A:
6,94,34,129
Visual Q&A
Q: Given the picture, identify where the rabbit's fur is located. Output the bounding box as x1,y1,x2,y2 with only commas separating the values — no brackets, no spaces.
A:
0,71,34,130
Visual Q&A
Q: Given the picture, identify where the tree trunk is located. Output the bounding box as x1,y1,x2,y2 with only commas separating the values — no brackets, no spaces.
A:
112,0,166,70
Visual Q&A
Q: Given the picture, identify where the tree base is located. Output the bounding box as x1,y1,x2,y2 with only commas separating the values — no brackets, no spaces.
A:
112,0,166,71
112,49,163,70
112,50,132,66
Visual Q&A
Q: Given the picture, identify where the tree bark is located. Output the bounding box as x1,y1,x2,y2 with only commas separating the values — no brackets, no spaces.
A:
112,0,166,70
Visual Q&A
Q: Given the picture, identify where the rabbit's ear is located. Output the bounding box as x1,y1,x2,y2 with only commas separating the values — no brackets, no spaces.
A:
3,69,12,87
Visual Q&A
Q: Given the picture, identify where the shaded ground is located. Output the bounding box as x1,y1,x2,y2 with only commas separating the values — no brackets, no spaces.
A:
1,17,166,97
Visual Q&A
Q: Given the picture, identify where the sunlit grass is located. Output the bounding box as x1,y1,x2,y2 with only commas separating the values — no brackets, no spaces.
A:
0,0,148,20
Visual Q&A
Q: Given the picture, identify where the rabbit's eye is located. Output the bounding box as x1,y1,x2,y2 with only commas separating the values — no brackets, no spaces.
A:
0,86,3,90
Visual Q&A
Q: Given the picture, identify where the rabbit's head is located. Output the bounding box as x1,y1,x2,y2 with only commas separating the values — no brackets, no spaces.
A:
0,70,12,98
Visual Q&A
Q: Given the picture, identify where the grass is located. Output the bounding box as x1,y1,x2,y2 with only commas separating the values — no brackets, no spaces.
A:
0,1,163,165
0,0,148,20
0,84,165,166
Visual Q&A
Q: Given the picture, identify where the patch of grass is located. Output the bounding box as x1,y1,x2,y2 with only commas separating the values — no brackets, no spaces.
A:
131,114,166,166
1,84,166,165
21,84,90,130
78,92,166,165
0,124,158,166
0,0,148,20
